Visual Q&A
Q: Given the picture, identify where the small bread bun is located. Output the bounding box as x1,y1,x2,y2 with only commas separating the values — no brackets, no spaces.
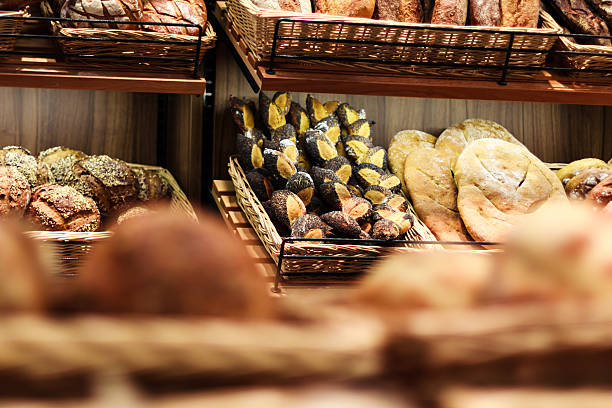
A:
26,184,100,232
0,166,31,217
78,210,273,318
0,221,47,312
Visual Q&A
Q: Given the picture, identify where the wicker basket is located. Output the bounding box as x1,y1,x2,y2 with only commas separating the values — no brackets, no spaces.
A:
0,10,27,53
41,2,216,72
540,11,612,80
228,156,440,275
26,163,196,275
225,0,560,79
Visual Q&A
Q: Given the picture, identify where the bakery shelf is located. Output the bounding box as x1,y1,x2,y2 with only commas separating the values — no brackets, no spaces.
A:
0,57,207,94
211,1,612,106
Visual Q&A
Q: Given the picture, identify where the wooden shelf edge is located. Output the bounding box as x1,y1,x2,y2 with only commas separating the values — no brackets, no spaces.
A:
213,2,612,105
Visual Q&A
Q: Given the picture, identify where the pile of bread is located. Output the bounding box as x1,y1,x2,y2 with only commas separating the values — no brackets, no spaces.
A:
544,0,611,46
253,0,540,27
232,92,417,241
389,119,570,244
0,145,169,232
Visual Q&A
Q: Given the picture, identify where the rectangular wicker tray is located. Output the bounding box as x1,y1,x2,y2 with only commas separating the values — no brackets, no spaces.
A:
41,2,216,73
225,0,561,79
0,10,27,53
228,156,440,276
27,163,196,275
540,11,612,80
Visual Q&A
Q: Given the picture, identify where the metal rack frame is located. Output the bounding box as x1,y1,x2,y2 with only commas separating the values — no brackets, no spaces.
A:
265,17,612,85
0,15,205,78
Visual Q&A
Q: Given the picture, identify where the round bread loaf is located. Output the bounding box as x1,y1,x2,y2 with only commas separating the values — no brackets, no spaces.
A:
0,221,47,312
116,205,151,225
403,148,472,242
132,167,169,202
0,166,31,217
435,119,523,166
38,146,88,184
454,139,566,243
65,155,137,215
387,130,436,194
78,210,274,318
588,174,612,207
0,146,41,187
27,185,100,232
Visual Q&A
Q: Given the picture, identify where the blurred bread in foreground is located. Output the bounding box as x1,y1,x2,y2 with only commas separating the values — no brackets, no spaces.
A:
78,209,273,318
353,251,494,310
0,221,47,312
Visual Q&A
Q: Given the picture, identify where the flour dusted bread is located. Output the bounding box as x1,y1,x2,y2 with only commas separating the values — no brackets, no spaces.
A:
454,139,566,243
387,130,437,194
403,148,472,242
435,119,522,166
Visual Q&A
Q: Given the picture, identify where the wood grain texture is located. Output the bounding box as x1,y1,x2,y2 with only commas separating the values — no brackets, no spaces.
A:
167,94,203,202
213,46,611,178
0,88,157,164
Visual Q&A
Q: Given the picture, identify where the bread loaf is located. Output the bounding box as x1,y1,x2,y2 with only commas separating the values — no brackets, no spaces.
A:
435,119,522,166
60,0,143,29
38,146,88,184
78,210,274,318
431,0,468,25
403,148,472,242
132,167,169,202
27,185,100,232
500,0,539,27
454,139,566,243
470,0,501,25
585,0,612,27
252,0,312,12
315,0,375,18
0,166,31,218
64,155,137,216
545,0,611,46
376,0,422,22
588,174,612,207
142,0,207,36
0,146,41,188
387,130,437,194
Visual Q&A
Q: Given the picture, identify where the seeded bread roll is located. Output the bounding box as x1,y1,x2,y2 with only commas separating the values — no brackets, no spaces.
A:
27,185,100,232
0,166,31,218
78,210,274,318
38,146,88,184
0,146,42,188
132,167,169,202
431,0,468,24
65,155,137,215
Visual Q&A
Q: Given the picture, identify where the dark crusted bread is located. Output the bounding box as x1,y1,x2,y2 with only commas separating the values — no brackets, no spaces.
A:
78,210,275,318
132,167,170,202
27,185,100,232
142,0,207,36
0,166,31,218
60,0,143,29
65,155,137,216
38,146,88,184
545,0,611,46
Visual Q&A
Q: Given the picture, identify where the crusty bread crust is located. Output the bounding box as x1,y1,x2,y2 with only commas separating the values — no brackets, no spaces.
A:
470,0,501,25
316,0,375,18
377,0,422,22
500,0,539,27
431,0,468,25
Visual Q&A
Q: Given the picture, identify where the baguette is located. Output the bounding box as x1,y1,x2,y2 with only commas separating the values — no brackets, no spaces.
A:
469,0,501,25
545,0,611,46
500,0,539,27
431,0,468,24
376,0,422,22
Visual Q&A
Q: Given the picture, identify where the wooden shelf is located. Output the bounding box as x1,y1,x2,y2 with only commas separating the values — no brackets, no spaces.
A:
0,57,207,94
213,1,612,105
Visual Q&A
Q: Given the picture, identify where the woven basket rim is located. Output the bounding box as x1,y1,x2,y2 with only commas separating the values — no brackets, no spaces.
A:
0,10,25,16
234,0,561,35
57,21,217,42
540,10,612,53
27,162,196,241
